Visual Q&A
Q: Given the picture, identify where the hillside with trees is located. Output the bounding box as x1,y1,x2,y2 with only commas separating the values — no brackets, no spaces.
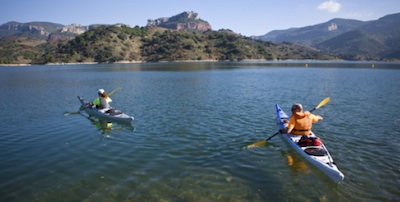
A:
0,24,335,64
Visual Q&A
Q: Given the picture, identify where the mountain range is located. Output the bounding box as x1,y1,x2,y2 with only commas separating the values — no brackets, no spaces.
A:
254,13,400,60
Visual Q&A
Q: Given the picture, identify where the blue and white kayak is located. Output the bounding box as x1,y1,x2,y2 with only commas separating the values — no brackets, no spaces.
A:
78,96,134,123
276,104,344,183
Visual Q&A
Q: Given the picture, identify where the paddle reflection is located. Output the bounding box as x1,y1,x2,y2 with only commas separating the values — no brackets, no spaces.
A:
243,140,279,150
281,150,310,175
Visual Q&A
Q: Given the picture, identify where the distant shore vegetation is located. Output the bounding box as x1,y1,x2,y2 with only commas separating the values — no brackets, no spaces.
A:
0,25,340,65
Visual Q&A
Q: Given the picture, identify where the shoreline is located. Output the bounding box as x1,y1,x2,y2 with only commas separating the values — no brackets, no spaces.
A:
1,59,399,67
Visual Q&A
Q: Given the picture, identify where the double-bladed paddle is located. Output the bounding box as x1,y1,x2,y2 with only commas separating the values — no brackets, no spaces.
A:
244,97,331,149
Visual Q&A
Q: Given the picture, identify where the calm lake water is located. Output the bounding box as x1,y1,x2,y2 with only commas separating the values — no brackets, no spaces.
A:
1,61,399,201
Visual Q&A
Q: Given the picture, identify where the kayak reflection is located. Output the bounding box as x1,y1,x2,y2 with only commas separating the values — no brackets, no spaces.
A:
281,150,311,175
93,118,113,135
82,114,135,138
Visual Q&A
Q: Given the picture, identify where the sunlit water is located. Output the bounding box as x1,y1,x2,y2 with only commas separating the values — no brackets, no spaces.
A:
0,61,399,201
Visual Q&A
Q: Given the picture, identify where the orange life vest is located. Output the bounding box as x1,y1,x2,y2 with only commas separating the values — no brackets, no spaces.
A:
288,111,320,136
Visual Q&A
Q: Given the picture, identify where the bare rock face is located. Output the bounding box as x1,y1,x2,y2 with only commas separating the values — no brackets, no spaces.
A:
174,21,212,31
147,11,212,31
61,24,88,35
0,22,53,37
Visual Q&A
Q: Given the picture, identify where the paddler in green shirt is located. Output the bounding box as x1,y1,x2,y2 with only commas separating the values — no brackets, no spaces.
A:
92,89,112,109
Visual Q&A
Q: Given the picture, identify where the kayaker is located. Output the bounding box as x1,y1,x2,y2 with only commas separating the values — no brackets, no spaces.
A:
282,103,323,136
92,89,112,109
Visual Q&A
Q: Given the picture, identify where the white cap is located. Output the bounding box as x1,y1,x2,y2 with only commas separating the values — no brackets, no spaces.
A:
98,89,105,94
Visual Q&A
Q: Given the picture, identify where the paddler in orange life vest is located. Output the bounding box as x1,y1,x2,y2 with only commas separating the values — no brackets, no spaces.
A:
92,89,112,109
283,103,323,136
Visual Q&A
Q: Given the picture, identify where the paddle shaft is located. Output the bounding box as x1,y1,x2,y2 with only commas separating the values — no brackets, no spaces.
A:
266,131,280,141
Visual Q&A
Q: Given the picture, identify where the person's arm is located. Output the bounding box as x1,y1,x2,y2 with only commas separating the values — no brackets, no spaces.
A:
311,113,323,122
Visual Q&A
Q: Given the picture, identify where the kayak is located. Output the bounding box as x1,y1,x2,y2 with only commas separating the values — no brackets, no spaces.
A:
77,96,134,123
276,104,344,183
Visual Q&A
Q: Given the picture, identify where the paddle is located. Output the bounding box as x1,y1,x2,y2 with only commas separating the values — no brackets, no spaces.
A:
310,97,330,112
245,97,331,149
245,131,279,149
108,87,121,96
64,87,121,116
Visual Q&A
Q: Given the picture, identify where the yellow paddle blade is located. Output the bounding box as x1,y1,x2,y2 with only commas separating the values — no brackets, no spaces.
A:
108,87,121,96
315,97,330,110
245,140,267,149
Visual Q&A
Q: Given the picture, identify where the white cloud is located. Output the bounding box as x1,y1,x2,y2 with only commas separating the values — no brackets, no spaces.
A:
317,0,341,13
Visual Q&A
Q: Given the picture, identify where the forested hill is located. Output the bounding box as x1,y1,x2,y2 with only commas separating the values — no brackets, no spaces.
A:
0,25,335,64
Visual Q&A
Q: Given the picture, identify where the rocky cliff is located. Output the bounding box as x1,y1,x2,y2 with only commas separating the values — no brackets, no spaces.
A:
147,11,212,31
0,21,64,39
0,21,88,40
61,24,88,35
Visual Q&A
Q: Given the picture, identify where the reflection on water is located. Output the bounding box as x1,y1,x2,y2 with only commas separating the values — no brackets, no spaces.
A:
281,150,311,175
91,60,400,73
79,111,135,139
87,116,113,135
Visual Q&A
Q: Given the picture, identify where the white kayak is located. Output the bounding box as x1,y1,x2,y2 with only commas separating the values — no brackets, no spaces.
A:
276,104,344,183
78,96,134,123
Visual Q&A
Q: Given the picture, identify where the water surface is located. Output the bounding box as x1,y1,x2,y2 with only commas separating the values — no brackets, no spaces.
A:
0,61,399,201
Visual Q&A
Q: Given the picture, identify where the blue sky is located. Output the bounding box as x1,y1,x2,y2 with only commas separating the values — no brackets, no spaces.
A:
1,0,399,36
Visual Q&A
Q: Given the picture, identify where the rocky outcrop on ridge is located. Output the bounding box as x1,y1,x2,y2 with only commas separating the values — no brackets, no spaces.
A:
147,11,212,31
